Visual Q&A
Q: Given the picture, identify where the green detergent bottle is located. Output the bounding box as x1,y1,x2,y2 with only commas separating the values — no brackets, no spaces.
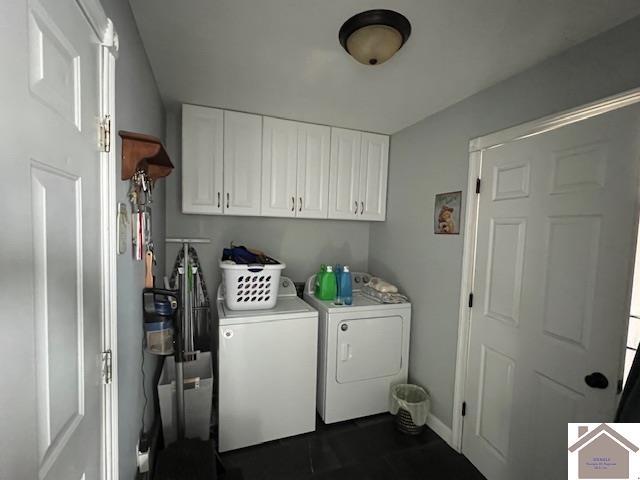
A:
317,264,337,301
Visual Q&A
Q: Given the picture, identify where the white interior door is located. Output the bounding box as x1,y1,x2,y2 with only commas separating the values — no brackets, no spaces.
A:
358,133,389,221
182,104,224,214
297,123,330,219
1,0,107,478
328,128,361,219
463,104,640,480
261,116,298,217
223,110,262,216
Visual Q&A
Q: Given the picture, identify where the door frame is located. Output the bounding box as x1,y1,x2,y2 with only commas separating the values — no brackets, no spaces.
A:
451,86,640,452
100,39,119,480
76,1,120,478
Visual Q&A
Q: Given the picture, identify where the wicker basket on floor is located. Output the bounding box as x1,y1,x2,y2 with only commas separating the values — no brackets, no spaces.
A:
396,408,425,435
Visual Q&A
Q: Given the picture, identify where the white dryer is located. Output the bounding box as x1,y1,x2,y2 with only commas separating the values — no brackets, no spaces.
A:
304,273,411,424
217,277,318,452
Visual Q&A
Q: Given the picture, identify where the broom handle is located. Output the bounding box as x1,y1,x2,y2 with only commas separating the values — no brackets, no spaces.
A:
145,250,154,288
174,241,190,440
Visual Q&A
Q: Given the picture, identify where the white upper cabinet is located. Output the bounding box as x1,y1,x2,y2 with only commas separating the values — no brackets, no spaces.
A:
224,110,262,216
262,117,298,217
296,123,330,218
182,104,224,214
328,128,388,221
261,118,330,219
329,128,362,219
358,133,389,221
181,105,388,221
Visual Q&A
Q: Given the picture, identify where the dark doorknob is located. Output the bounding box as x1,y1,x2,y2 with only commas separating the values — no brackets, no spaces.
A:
585,372,609,389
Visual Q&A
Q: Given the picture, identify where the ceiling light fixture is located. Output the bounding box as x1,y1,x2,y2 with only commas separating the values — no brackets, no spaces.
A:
339,9,411,66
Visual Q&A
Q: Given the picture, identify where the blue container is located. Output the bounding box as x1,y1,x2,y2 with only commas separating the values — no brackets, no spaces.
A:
154,299,174,316
335,265,343,304
144,320,174,355
339,265,353,306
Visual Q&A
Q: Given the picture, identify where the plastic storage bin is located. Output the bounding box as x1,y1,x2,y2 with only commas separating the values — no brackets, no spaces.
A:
158,352,213,445
220,261,286,311
390,384,430,435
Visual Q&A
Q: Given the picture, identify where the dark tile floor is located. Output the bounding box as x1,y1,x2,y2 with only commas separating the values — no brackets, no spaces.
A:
219,414,486,480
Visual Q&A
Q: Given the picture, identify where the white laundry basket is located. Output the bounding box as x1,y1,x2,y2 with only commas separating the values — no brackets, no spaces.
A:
220,261,286,310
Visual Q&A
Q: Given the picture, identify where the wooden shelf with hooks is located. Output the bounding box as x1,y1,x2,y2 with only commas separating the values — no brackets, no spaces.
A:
119,130,174,181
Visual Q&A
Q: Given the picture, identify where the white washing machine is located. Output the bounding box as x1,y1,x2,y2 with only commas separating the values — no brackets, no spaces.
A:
304,273,411,424
217,277,318,452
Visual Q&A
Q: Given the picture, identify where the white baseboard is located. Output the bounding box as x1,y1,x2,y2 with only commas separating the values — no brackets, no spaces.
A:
426,413,453,446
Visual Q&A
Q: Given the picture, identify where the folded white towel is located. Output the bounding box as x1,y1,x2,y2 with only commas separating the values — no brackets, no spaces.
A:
367,277,398,293
361,286,408,304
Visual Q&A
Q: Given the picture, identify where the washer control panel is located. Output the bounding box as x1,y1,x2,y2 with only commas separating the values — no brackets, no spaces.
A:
278,276,297,296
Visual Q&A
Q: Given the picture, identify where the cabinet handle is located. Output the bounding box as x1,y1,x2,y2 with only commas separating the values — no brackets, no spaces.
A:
354,201,358,215
226,192,230,209
299,197,302,212
360,201,364,215
291,196,295,212
217,192,221,208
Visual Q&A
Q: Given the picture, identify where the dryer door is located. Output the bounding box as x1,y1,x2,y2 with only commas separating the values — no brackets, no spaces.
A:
336,315,403,384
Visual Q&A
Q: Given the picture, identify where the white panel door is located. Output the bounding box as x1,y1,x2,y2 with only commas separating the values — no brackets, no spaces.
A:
328,128,361,220
630,232,640,318
182,104,224,214
224,110,262,216
336,316,403,384
358,133,389,221
297,123,330,219
261,116,298,217
463,104,640,480
1,0,106,478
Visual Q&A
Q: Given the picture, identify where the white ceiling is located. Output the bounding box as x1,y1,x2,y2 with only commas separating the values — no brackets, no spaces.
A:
129,0,640,134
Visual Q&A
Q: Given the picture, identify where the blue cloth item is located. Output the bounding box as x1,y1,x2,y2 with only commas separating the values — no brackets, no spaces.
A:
221,245,279,265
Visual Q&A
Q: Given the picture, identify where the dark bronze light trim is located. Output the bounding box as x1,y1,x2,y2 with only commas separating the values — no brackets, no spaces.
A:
339,9,412,56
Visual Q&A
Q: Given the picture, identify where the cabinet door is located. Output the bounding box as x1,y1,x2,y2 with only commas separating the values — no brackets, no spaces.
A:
328,128,361,220
224,111,262,216
297,123,330,218
358,133,389,221
262,117,298,217
182,104,224,214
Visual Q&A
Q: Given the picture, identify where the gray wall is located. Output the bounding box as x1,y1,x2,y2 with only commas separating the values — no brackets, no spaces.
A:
369,15,640,428
100,1,166,478
164,110,370,294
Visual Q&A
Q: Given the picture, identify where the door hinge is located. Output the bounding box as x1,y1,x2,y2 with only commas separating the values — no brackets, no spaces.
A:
462,401,467,417
468,293,474,308
475,178,481,194
102,349,113,385
99,115,111,153
618,378,624,394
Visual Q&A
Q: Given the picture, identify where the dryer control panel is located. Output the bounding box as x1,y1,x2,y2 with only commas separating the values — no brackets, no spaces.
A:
305,272,371,296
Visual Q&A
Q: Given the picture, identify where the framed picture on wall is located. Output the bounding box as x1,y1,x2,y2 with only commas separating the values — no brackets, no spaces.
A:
434,191,462,235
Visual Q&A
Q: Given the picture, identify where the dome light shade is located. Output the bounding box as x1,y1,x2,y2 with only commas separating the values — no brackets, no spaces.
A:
339,10,411,66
